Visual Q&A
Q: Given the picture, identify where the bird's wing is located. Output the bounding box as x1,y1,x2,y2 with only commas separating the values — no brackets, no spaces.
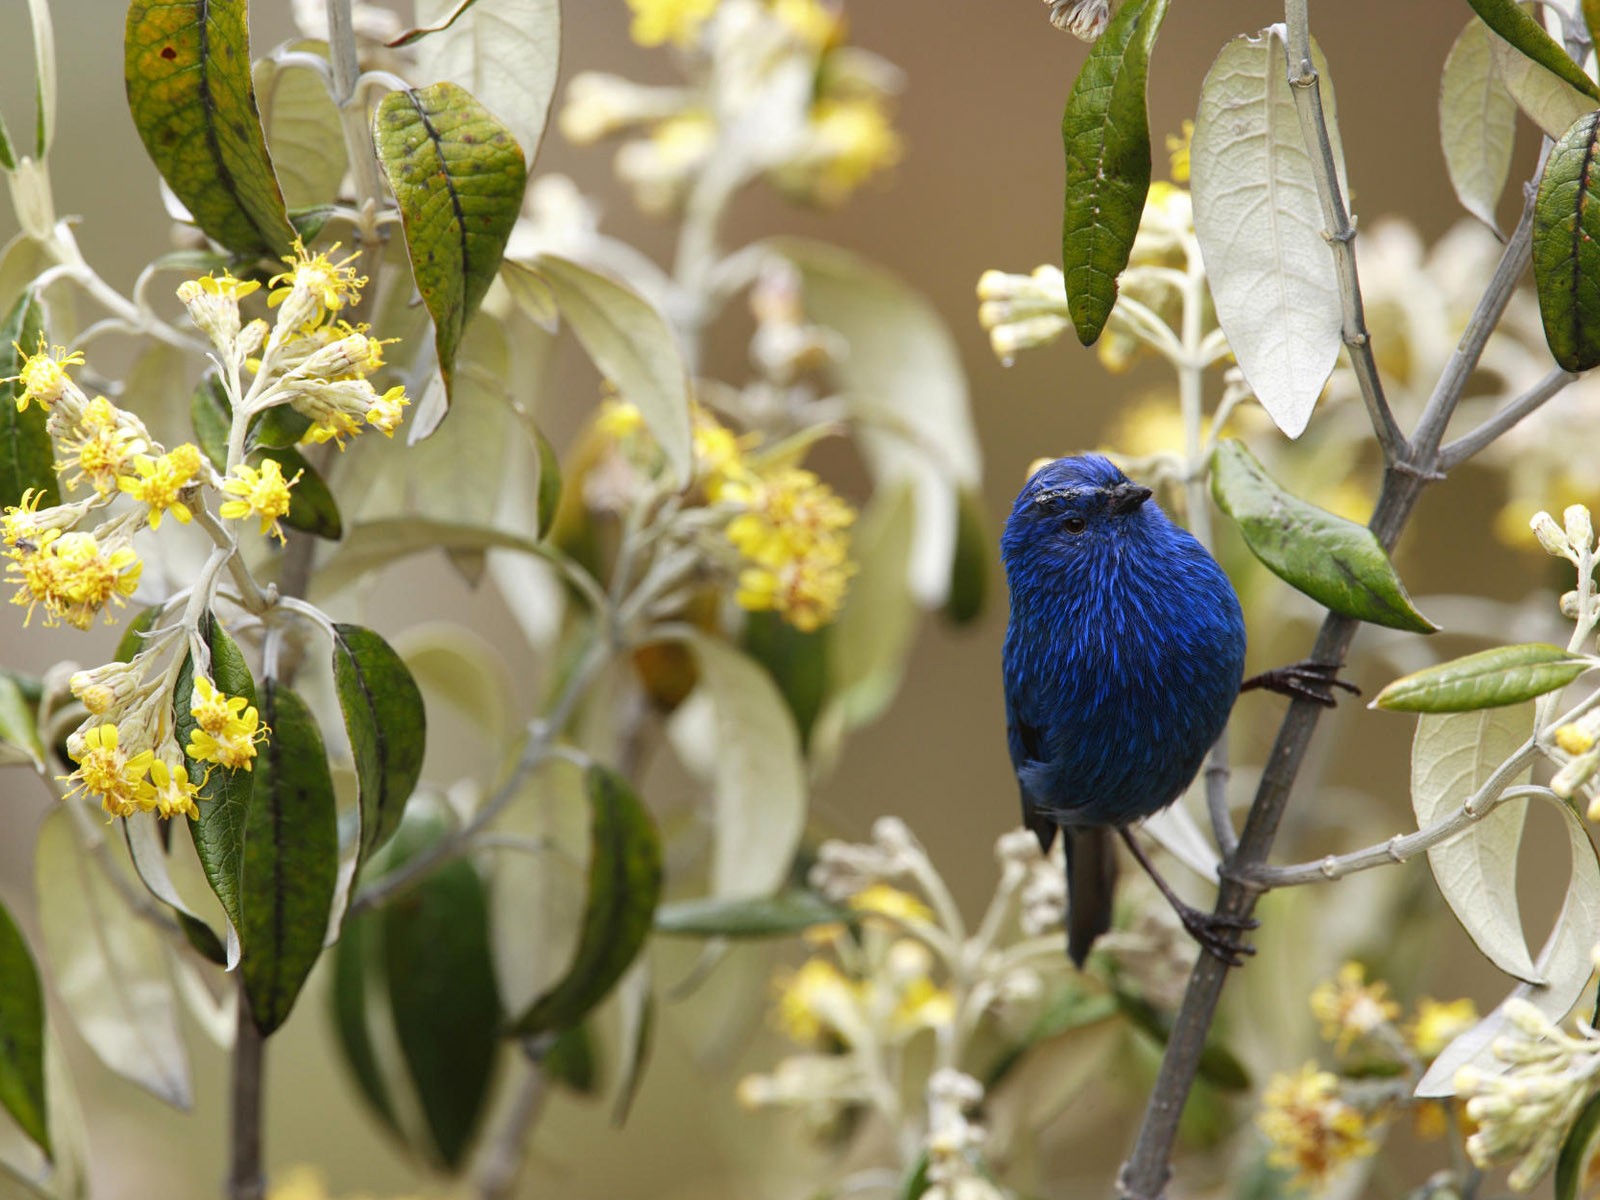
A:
1006,695,1058,854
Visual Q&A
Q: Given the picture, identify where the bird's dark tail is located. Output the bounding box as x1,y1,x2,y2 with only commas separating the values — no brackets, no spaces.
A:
1064,827,1117,967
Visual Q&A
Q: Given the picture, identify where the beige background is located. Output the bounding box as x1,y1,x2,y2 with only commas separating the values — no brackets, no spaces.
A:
0,2,1554,1197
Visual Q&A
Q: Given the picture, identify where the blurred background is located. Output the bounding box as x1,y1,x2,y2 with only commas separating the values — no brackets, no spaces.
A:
0,1,1574,1197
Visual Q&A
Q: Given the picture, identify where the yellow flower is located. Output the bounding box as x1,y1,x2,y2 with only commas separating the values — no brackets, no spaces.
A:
889,973,955,1036
792,97,902,205
118,444,203,529
180,272,261,303
849,884,934,927
771,0,843,49
1166,119,1194,183
1408,997,1478,1061
626,0,719,47
186,675,266,772
1257,1064,1379,1188
220,458,301,542
1556,724,1597,756
1309,962,1401,1053
723,467,855,565
56,396,146,495
774,957,861,1044
145,756,200,821
61,723,155,819
7,340,83,411
7,529,143,629
596,399,645,441
2,488,48,547
692,412,752,499
736,549,853,632
267,241,366,327
364,385,408,437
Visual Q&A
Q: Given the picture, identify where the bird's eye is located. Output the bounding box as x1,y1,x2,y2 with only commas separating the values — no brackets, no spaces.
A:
1063,516,1087,535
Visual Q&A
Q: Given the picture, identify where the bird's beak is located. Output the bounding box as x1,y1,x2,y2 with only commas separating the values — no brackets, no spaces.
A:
1107,482,1153,514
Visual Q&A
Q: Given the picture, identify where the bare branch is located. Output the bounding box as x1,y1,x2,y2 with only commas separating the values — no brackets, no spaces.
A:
1439,366,1580,471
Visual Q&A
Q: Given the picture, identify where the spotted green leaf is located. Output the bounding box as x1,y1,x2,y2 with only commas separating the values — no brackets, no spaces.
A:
1374,644,1595,712
510,766,662,1037
1211,439,1436,633
373,82,525,402
124,0,296,257
1060,0,1170,344
654,892,851,938
1467,0,1600,103
239,681,338,1035
0,290,56,510
332,624,427,864
0,898,48,1157
177,616,257,931
1534,112,1600,372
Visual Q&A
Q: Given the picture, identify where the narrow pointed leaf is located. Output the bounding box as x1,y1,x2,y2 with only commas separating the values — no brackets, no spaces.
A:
239,682,338,1035
511,766,662,1037
1211,439,1436,633
1556,1089,1600,1200
380,821,500,1169
177,617,257,930
533,254,692,485
1374,644,1594,712
1534,111,1600,372
124,0,296,256
542,1024,598,1095
35,812,191,1107
115,605,162,664
0,291,56,510
655,892,851,938
1060,0,1170,344
1191,30,1346,438
1412,707,1538,983
1440,19,1518,230
609,962,652,1127
332,624,427,865
0,899,48,1157
1467,0,1600,102
373,82,525,401
258,446,341,540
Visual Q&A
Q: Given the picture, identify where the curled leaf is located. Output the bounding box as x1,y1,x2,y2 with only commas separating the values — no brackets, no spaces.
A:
1533,111,1600,373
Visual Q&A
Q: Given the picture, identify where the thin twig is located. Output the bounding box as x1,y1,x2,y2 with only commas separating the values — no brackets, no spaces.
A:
472,1048,550,1200
1282,0,1407,462
228,988,265,1200
1438,366,1579,470
1115,85,1542,1200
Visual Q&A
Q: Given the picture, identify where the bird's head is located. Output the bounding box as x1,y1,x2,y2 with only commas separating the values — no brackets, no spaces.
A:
1000,454,1157,574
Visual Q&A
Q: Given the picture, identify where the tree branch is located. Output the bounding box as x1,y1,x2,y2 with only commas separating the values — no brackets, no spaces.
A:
1281,0,1407,463
1438,366,1579,470
228,987,265,1200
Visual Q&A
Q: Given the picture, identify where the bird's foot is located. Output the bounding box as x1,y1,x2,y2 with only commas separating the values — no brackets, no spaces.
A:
1175,902,1258,968
1242,659,1360,708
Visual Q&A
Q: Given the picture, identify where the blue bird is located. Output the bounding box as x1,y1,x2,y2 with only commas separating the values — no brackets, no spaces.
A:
1001,455,1350,967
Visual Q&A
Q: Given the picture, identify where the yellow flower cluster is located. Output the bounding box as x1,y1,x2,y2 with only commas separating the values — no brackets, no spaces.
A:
1257,1063,1380,1188
7,526,142,630
220,459,301,543
1309,961,1401,1054
625,0,720,46
61,725,200,821
185,675,266,772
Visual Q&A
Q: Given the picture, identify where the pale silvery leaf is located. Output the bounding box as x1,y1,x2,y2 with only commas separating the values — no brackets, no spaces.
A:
23,0,54,157
1440,19,1518,232
122,814,237,968
1140,790,1221,883
1490,33,1595,140
413,0,560,171
1191,27,1345,439
35,811,192,1108
488,435,565,653
488,761,588,1014
1412,707,1537,982
393,623,518,750
534,253,693,486
255,49,349,210
771,238,980,607
1417,792,1600,1096
403,319,513,531
610,959,652,1124
670,634,806,899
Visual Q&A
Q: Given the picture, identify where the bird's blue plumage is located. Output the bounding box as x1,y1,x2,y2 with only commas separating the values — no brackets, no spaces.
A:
1000,455,1246,963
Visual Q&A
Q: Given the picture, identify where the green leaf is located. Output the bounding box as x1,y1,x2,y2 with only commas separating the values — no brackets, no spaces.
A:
1587,0,1600,47
1412,707,1537,982
124,0,296,257
983,988,1118,1089
0,291,56,510
411,0,561,172
1374,644,1594,712
1467,0,1600,102
1440,19,1518,231
381,823,500,1169
533,254,692,486
253,47,347,211
259,446,341,540
740,612,828,749
542,1024,598,1095
332,624,427,865
1191,31,1346,439
35,811,192,1107
239,681,338,1035
177,617,258,931
1556,1088,1600,1200
373,82,525,400
1114,989,1250,1091
655,892,851,938
1534,111,1600,372
0,672,43,771
1211,439,1436,633
1060,0,1170,345
115,605,163,664
0,898,48,1158
944,486,988,625
249,403,313,450
535,426,561,537
189,374,231,470
328,908,401,1137
510,766,662,1037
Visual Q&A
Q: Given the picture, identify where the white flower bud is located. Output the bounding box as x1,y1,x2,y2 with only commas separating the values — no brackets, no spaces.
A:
1565,504,1595,553
1532,511,1573,559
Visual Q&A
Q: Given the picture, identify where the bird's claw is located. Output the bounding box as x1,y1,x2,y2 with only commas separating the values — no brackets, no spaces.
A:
1176,903,1258,968
1242,659,1360,708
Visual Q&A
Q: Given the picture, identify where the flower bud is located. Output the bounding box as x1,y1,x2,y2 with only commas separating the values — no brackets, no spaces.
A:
1556,723,1597,756
1566,504,1595,554
1048,0,1108,40
1531,511,1572,559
